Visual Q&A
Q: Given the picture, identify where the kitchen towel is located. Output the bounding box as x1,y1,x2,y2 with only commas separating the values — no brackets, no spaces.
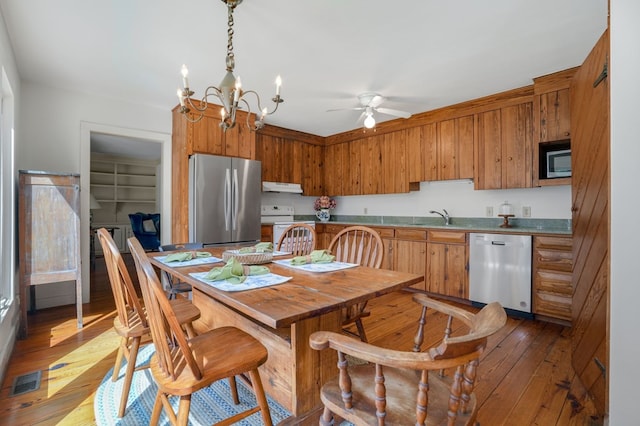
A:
204,258,270,284
290,249,335,265
238,242,273,254
163,251,212,262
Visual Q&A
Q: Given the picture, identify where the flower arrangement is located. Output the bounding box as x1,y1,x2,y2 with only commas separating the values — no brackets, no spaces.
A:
314,195,337,211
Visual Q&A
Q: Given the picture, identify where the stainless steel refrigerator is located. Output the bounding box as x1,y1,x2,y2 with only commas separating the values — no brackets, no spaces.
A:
188,154,261,245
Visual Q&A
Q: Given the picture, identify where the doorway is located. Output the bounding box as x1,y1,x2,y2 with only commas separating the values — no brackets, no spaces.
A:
80,122,171,304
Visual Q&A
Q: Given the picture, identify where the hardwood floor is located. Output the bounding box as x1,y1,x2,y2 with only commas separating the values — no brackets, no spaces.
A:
0,255,603,425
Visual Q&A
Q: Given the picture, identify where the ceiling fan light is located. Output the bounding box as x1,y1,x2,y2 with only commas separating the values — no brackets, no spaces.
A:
364,114,376,129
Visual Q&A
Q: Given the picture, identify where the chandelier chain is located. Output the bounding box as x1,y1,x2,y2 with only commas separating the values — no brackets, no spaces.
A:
226,2,235,71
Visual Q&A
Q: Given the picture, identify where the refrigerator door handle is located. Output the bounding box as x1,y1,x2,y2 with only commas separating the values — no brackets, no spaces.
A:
232,168,239,231
224,168,231,231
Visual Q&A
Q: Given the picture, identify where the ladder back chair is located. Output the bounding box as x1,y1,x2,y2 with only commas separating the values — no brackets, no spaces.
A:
96,228,201,418
276,223,317,256
328,226,384,342
128,237,273,426
158,242,203,299
310,295,507,426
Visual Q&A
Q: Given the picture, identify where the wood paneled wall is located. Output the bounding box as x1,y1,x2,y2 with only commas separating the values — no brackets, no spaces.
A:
570,29,609,417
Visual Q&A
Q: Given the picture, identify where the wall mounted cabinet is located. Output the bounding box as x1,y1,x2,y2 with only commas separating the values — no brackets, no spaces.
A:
532,68,577,187
474,101,533,190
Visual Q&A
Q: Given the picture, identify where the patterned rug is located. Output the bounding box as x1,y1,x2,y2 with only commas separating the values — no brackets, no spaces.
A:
94,344,291,425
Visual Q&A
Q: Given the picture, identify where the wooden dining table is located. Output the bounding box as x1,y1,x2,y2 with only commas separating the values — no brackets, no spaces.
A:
148,247,423,422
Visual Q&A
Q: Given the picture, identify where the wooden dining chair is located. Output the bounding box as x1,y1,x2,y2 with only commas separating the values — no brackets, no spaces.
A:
128,237,273,426
96,228,201,418
276,223,316,256
328,225,384,342
310,295,507,425
158,242,204,299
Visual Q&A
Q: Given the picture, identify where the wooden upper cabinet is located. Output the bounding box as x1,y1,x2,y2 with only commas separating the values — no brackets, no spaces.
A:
360,135,383,195
532,68,576,187
182,105,255,159
474,101,533,190
256,131,324,196
300,142,324,197
407,115,473,184
382,130,408,194
501,102,533,189
438,115,474,180
323,142,345,196
538,88,571,143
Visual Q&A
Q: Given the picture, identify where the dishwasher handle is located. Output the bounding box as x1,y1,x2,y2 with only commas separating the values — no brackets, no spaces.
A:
491,241,506,246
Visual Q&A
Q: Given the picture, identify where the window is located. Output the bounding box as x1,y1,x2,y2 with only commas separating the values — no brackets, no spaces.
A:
0,68,15,319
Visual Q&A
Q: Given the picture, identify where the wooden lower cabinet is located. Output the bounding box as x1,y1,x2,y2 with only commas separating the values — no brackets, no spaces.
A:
426,230,468,299
393,229,427,291
532,235,573,323
261,224,273,243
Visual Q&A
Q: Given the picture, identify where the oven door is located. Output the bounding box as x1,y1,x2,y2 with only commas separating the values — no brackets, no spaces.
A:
272,222,316,246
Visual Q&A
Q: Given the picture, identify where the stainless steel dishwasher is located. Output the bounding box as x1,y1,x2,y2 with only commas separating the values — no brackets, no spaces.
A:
469,233,532,314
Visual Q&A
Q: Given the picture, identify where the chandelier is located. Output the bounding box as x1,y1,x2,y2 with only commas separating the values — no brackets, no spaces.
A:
176,0,283,131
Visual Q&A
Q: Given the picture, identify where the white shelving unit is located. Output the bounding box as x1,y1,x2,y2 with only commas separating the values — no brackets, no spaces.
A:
91,153,159,253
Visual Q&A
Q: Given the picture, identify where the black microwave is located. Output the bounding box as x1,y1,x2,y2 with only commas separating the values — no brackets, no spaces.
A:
546,148,571,178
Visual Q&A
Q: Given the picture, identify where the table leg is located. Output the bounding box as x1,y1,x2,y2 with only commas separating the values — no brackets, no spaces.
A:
191,289,341,418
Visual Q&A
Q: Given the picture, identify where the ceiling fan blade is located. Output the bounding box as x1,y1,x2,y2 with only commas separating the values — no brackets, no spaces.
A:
369,95,384,108
326,107,365,112
356,111,366,124
375,107,412,119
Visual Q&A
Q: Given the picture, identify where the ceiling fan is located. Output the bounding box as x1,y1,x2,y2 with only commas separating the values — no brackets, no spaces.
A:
327,92,412,128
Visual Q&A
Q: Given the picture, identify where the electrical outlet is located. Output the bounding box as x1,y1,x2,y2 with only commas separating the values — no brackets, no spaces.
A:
522,206,531,218
486,206,493,217
364,207,368,215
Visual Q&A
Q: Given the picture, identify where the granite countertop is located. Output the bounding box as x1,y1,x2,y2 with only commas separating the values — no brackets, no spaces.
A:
296,215,572,236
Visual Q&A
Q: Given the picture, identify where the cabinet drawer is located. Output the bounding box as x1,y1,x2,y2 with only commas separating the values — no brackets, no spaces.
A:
428,230,467,244
535,270,572,295
534,248,573,272
534,291,572,321
324,224,346,234
534,235,572,251
370,227,395,239
395,228,426,240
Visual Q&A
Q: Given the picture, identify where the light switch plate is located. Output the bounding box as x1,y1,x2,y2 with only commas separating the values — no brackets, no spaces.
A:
522,206,531,217
486,206,493,217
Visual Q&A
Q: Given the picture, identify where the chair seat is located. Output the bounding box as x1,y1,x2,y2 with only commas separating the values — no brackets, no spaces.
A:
321,364,477,425
168,282,193,294
150,326,268,396
169,298,200,324
113,310,148,338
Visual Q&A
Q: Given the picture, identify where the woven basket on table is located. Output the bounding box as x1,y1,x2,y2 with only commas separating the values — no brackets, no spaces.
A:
222,251,273,265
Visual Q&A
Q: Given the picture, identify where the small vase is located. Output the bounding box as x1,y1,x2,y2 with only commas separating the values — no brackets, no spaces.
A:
315,208,330,222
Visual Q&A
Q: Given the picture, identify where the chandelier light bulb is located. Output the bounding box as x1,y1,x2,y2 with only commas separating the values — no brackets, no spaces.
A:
364,114,376,129
180,64,189,88
275,75,282,96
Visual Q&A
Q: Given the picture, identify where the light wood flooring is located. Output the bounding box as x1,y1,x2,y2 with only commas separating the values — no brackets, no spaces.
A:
0,255,603,425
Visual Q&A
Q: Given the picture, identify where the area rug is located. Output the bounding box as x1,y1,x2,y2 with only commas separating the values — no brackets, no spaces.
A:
94,344,291,425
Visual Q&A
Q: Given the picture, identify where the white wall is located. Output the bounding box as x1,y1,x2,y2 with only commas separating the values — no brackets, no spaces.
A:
18,82,172,309
262,181,572,219
609,0,639,422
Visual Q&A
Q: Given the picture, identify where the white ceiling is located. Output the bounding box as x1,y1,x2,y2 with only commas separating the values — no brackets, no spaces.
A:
0,0,608,137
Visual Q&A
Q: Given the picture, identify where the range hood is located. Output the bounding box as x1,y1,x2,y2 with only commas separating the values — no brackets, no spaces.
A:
262,181,303,194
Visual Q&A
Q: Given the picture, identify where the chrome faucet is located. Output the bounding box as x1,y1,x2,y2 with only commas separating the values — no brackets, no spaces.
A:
429,209,451,225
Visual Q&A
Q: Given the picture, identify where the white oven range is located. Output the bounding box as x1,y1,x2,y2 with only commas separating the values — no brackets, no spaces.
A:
261,205,315,245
